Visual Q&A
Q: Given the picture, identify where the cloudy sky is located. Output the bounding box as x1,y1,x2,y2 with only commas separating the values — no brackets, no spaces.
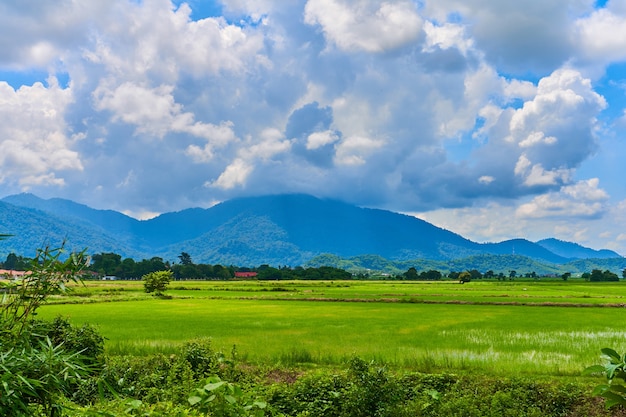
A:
1,0,625,254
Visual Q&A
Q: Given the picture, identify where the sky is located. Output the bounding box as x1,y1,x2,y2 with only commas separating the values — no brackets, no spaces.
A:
1,0,626,255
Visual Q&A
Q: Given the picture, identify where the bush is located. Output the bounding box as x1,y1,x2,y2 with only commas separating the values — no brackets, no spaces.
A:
143,270,173,296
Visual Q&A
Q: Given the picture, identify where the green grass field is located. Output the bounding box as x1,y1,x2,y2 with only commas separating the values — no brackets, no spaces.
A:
38,279,626,377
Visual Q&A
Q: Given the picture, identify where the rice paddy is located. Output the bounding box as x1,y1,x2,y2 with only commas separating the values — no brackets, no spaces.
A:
38,279,626,377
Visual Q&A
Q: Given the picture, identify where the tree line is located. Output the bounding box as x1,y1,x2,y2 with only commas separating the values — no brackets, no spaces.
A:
0,251,353,281
1,251,625,282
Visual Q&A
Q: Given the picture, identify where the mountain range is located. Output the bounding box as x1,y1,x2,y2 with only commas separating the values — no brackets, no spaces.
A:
0,193,622,273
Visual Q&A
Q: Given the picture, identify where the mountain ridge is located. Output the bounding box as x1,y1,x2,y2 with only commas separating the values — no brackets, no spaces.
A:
0,193,621,269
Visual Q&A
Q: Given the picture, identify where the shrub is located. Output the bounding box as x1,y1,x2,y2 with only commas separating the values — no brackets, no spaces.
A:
143,270,173,296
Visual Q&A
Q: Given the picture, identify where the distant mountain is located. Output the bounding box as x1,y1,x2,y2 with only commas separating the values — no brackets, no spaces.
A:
0,200,142,258
0,193,622,269
535,238,620,259
306,252,626,275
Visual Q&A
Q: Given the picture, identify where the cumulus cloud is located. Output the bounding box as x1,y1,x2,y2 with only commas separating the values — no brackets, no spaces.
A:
517,178,609,219
306,130,339,150
421,0,589,74
208,158,253,190
93,82,238,151
304,0,423,53
422,21,473,55
575,4,626,65
82,1,265,83
2,0,626,253
0,79,82,188
0,1,111,70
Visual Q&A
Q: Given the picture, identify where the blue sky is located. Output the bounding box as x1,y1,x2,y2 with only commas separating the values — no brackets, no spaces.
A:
0,0,625,255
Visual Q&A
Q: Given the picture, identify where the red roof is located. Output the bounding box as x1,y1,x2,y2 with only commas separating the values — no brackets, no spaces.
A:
234,271,258,277
0,269,28,277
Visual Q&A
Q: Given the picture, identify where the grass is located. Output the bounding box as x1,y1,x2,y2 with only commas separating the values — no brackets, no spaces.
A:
37,279,626,377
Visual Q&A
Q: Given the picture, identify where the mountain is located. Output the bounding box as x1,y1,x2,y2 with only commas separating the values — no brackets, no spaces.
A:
0,193,621,268
535,238,620,259
0,200,142,259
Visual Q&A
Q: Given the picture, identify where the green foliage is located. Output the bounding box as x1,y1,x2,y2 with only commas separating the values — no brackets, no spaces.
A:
1,245,89,339
589,269,619,282
100,338,223,405
458,271,471,283
0,337,93,416
143,270,173,296
188,375,267,417
0,242,103,416
269,360,591,417
585,347,626,408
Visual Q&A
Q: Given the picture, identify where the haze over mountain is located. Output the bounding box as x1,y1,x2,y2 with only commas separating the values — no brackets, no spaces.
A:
0,193,621,269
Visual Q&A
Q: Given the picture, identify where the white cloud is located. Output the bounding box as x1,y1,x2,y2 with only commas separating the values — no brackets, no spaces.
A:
241,128,292,161
82,1,265,83
94,82,237,144
0,79,82,188
575,5,626,65
517,178,608,218
422,21,472,54
334,135,384,166
306,130,339,150
519,132,557,148
304,0,423,53
478,175,495,184
421,0,591,74
2,0,626,254
208,158,253,189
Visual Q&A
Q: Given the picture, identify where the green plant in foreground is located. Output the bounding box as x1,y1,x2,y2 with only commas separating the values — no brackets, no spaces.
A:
0,242,100,416
585,347,626,408
188,375,267,417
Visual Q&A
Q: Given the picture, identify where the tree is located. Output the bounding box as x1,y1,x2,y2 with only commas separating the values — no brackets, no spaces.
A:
178,252,193,265
509,270,517,279
623,268,626,280
589,269,619,282
421,269,442,281
468,269,482,280
119,257,137,279
403,267,419,280
561,272,571,281
458,271,471,284
4,252,19,270
143,270,172,296
91,252,122,276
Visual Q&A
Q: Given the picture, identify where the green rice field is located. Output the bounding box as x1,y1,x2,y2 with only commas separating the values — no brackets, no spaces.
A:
38,279,626,377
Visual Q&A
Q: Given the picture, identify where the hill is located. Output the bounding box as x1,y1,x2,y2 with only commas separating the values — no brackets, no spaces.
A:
0,193,622,270
536,238,620,259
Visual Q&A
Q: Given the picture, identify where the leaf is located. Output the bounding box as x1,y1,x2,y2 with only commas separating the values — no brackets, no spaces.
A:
601,348,622,362
203,381,225,391
126,399,142,409
426,389,440,401
602,391,626,408
610,384,626,394
188,395,202,406
253,401,267,409
606,363,620,379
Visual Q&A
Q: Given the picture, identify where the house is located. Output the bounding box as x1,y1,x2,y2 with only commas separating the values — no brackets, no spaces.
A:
0,269,28,277
234,271,258,278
